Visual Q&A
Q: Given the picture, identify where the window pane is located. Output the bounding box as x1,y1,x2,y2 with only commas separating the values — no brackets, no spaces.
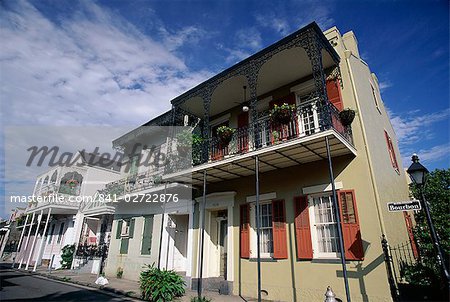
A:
313,195,338,253
141,216,153,255
341,192,356,224
258,204,273,254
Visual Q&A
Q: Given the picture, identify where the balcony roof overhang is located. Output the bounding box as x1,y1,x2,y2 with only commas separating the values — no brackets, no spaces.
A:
26,203,79,215
171,22,339,109
163,130,356,186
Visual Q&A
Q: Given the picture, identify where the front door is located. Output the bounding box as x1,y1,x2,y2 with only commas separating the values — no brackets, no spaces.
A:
219,219,228,279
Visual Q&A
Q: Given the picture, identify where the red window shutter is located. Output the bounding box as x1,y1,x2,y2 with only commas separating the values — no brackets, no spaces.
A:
237,112,249,153
240,204,250,258
384,130,399,170
403,212,419,259
338,190,364,260
294,196,313,260
272,200,288,259
326,78,343,111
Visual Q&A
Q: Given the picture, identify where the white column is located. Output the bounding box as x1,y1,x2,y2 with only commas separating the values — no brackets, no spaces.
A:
0,229,10,257
186,203,194,279
227,204,234,282
312,102,320,132
33,208,52,271
26,210,42,270
13,214,29,267
19,212,36,269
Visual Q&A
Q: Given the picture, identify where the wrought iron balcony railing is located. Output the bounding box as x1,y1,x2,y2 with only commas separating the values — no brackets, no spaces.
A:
102,97,353,196
168,97,353,172
99,169,164,198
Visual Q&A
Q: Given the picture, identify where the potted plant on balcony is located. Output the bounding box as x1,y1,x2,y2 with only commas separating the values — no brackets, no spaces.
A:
216,125,236,146
339,107,356,126
270,103,296,125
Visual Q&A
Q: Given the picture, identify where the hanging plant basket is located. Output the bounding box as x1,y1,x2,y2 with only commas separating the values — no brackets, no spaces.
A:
339,108,356,126
216,126,236,146
270,103,295,125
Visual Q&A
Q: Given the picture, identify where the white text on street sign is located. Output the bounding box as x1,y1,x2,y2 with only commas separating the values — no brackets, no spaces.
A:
387,200,421,212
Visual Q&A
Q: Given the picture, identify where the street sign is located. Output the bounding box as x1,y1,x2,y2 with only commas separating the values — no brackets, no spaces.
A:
387,200,421,212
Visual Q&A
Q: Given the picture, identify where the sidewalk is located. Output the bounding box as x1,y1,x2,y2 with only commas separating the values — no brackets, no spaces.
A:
19,265,245,302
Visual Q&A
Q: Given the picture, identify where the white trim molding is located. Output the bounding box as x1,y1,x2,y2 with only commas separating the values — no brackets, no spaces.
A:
246,192,276,203
302,182,343,195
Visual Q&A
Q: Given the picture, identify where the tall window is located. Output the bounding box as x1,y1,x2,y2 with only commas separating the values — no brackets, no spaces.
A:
258,203,273,255
141,215,154,255
310,194,339,257
47,224,55,244
129,155,139,175
371,84,380,111
116,218,135,254
384,130,399,172
57,222,65,244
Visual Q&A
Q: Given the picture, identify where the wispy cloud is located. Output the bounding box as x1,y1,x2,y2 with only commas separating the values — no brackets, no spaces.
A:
235,27,262,51
255,4,334,36
255,13,291,36
0,0,211,128
378,80,393,92
416,144,450,164
0,0,214,218
389,108,449,146
159,25,208,51
388,107,450,166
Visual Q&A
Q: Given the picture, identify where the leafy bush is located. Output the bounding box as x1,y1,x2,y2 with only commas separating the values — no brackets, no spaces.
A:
408,169,450,293
116,267,123,278
140,264,185,301
176,130,203,147
60,244,75,269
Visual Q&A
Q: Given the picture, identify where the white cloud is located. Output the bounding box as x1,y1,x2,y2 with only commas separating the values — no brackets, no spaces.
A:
235,28,262,51
255,4,334,36
378,80,393,92
255,14,291,36
0,0,215,218
416,144,450,164
0,0,211,128
159,25,208,51
389,108,450,146
388,107,450,167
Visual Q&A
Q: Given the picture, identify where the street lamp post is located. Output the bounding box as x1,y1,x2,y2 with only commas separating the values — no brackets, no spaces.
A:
406,154,450,288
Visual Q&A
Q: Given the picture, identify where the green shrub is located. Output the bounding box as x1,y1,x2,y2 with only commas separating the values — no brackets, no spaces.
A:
140,264,185,301
116,267,123,278
60,244,75,269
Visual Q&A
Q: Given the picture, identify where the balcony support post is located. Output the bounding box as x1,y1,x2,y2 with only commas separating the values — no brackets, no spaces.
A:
12,213,30,268
325,136,351,302
198,170,207,299
201,90,212,163
26,210,42,270
19,211,35,269
255,155,262,302
34,208,51,271
247,68,259,149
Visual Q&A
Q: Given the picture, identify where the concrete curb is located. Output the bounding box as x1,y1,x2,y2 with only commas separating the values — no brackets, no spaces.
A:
17,268,142,301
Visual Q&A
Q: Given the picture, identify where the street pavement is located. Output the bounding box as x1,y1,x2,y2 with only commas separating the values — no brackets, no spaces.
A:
0,263,137,301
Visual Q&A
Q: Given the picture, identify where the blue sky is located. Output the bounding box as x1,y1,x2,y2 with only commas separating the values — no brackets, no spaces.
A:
0,0,448,218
